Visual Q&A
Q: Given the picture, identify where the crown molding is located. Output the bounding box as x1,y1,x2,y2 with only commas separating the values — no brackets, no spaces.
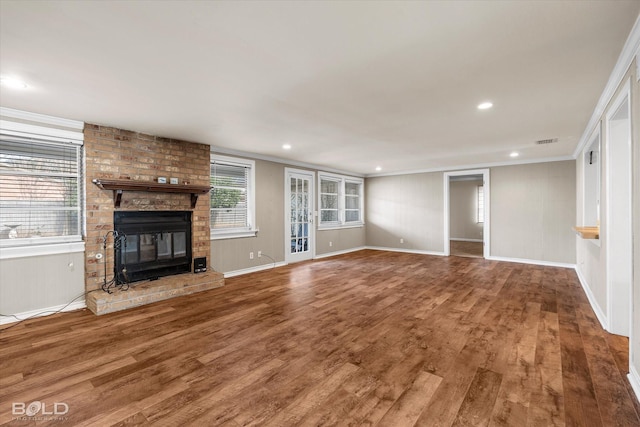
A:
365,155,573,178
0,107,83,130
209,144,364,178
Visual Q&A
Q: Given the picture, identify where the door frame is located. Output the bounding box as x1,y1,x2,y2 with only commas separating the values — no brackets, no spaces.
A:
604,78,632,337
443,169,491,258
284,168,315,264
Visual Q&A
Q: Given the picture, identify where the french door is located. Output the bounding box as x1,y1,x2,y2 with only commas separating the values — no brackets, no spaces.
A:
285,169,314,263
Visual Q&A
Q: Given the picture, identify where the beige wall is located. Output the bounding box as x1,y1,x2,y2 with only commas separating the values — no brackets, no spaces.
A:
0,251,85,314
366,172,445,253
491,161,576,264
211,159,365,273
211,159,285,273
317,227,365,255
366,161,575,264
450,179,484,241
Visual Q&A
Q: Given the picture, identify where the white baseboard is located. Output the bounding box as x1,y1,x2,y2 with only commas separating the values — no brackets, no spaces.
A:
485,255,575,269
366,246,446,257
574,266,609,331
450,238,483,242
629,365,640,404
0,300,86,325
223,261,287,278
314,246,366,260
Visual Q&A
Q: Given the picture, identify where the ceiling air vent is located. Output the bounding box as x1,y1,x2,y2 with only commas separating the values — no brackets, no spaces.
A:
535,138,558,145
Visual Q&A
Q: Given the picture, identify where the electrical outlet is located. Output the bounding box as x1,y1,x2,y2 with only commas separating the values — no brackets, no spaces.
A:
400,238,404,244
249,252,254,260
329,241,333,247
258,251,262,258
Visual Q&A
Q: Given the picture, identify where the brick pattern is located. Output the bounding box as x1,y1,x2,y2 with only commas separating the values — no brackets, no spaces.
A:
84,124,211,292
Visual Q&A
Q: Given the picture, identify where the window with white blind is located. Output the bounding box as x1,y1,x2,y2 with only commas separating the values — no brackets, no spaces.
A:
477,185,484,223
318,173,364,228
210,154,256,239
0,138,83,247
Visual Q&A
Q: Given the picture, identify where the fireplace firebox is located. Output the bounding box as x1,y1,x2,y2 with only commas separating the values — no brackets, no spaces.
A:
114,211,192,284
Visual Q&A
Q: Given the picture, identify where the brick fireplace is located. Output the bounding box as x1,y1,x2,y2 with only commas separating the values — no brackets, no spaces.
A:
84,124,223,314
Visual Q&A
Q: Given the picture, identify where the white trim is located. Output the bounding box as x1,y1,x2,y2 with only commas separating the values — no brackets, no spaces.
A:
366,156,573,178
604,78,633,337
444,169,490,259
210,145,364,178
0,121,84,144
223,261,287,278
629,366,640,404
0,300,86,325
314,246,366,259
573,14,640,158
450,238,483,243
0,107,83,130
210,229,258,240
485,256,575,269
574,266,609,331
0,241,85,260
366,246,446,257
317,224,364,231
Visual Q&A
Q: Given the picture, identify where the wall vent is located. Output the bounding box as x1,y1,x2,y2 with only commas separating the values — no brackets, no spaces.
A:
535,138,559,145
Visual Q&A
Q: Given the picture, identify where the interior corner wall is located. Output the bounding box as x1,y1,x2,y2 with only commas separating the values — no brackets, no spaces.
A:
365,172,445,253
490,160,576,264
365,161,576,263
450,179,484,241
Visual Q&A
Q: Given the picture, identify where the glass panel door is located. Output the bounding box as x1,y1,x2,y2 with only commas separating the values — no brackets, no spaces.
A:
286,170,314,263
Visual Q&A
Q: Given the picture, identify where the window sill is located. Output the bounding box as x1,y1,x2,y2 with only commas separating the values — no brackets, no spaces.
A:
317,223,365,231
211,229,258,240
0,240,85,260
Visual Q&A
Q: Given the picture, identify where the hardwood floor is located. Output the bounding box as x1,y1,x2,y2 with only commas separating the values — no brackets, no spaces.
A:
1,250,638,426
450,240,483,258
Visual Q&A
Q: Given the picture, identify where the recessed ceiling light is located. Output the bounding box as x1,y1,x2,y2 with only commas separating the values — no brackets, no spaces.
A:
375,166,382,172
477,101,493,110
510,152,519,158
0,77,28,89
282,144,291,150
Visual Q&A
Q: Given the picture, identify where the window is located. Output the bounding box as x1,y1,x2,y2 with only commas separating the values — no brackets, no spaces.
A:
318,173,364,228
477,185,484,223
210,154,256,239
0,138,83,247
320,178,340,224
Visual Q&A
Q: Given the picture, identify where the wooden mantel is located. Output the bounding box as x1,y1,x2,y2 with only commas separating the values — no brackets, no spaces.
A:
92,178,210,208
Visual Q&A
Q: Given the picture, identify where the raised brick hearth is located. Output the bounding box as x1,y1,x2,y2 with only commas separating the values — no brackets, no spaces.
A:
86,270,224,315
84,124,222,314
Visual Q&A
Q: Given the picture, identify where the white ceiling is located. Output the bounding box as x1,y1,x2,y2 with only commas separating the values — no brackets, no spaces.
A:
1,1,638,176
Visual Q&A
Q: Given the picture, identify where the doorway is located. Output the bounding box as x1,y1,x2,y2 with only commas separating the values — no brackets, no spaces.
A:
605,81,632,337
285,168,315,263
444,169,490,258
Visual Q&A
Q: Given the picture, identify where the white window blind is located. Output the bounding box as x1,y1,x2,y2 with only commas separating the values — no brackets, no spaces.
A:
210,161,249,230
477,185,484,223
0,138,83,245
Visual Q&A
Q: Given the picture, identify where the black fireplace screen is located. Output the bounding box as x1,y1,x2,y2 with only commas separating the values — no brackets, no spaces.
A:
114,211,192,284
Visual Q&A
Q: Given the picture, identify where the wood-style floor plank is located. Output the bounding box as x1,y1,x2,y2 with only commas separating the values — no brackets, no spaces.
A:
1,250,638,426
